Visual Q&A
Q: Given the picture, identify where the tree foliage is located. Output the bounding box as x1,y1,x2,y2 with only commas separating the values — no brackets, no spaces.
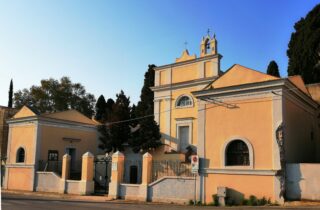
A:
95,95,107,122
129,117,161,153
135,64,156,116
14,77,95,117
98,90,131,152
130,64,161,152
266,60,280,77
98,65,161,153
8,79,13,108
287,3,320,84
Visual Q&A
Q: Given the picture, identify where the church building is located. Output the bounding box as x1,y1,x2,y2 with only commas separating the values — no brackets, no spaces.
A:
151,34,320,204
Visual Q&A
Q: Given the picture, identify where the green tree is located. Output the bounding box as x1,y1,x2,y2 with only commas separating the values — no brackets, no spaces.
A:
99,90,131,152
129,117,161,153
14,77,95,117
8,79,13,108
266,60,280,77
105,98,115,121
135,64,156,116
95,95,107,122
130,64,162,152
287,3,320,84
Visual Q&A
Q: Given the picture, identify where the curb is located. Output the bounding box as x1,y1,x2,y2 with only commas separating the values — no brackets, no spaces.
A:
2,190,113,202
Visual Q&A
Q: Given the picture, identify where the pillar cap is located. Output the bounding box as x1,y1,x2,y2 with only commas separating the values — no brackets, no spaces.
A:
143,152,152,158
112,151,124,157
63,153,71,158
82,151,94,157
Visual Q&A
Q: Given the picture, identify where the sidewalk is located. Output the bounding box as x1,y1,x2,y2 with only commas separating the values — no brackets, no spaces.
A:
1,189,114,202
2,189,320,207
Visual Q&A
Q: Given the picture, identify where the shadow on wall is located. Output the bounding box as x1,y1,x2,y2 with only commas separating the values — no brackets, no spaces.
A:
161,133,179,151
200,158,211,169
286,164,302,200
226,188,245,205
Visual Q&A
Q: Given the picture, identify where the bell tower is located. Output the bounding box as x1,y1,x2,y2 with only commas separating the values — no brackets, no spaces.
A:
200,33,217,57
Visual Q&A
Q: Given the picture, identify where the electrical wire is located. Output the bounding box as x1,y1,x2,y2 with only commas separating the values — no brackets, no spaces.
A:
0,85,318,128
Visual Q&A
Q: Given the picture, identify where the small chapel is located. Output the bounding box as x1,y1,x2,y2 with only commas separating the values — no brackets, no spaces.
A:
150,33,320,203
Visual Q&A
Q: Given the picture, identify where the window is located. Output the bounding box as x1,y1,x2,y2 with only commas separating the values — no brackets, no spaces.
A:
48,150,59,161
226,140,249,166
205,39,211,54
16,148,25,163
178,126,190,152
176,95,193,108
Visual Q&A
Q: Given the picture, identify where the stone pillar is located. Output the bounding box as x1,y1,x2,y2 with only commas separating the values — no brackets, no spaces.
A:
80,152,95,195
61,154,70,180
108,151,124,199
60,154,70,194
139,152,152,201
81,152,94,181
142,152,152,185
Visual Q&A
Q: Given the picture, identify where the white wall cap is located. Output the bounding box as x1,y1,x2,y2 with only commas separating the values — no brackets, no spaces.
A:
112,151,124,157
82,151,94,157
143,152,152,158
63,153,71,158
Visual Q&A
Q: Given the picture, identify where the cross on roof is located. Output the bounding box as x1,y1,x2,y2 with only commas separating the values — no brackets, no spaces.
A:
207,28,211,36
184,41,188,49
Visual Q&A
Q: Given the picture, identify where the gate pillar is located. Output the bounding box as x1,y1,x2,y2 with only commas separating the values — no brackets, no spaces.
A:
109,151,124,199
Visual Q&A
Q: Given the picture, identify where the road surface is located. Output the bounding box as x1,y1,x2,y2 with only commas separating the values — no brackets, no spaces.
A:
2,193,320,210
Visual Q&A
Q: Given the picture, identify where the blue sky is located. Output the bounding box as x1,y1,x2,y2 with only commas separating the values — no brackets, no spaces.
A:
0,0,319,106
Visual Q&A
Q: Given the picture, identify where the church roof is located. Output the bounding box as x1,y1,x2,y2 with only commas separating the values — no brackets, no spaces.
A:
203,64,280,90
11,106,98,125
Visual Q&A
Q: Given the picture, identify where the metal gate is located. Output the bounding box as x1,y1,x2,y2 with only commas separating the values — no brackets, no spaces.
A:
94,155,111,194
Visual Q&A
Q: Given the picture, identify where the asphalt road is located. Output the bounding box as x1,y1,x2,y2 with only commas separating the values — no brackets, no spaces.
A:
2,193,320,210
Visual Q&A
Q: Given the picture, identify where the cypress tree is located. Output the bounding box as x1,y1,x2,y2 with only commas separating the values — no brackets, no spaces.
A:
99,90,131,152
266,60,280,77
287,4,320,84
95,95,107,122
130,64,162,153
8,79,13,108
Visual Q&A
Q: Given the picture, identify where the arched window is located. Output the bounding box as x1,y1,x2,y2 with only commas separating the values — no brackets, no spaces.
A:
16,147,25,163
205,39,211,54
226,140,249,166
176,95,193,108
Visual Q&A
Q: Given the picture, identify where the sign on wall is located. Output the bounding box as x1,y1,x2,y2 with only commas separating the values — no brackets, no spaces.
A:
191,155,199,174
112,162,117,171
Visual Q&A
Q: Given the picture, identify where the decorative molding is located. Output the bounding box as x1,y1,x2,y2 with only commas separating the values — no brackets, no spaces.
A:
175,117,195,121
202,168,277,176
176,118,193,149
175,94,194,109
5,164,34,168
151,77,217,92
154,54,222,71
193,79,318,110
175,50,196,63
7,116,97,130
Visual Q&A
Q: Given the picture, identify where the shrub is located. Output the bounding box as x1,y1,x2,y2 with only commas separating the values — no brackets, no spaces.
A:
248,195,258,206
212,194,219,206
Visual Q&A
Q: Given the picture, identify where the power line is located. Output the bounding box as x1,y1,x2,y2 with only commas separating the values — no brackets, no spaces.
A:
0,85,317,128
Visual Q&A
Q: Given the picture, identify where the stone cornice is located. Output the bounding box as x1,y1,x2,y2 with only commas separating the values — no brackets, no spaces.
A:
192,79,319,109
6,116,97,129
154,54,222,71
202,168,278,176
151,76,217,92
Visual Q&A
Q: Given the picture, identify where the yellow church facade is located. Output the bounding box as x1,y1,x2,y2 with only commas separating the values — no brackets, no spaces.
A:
152,35,320,204
151,35,221,155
